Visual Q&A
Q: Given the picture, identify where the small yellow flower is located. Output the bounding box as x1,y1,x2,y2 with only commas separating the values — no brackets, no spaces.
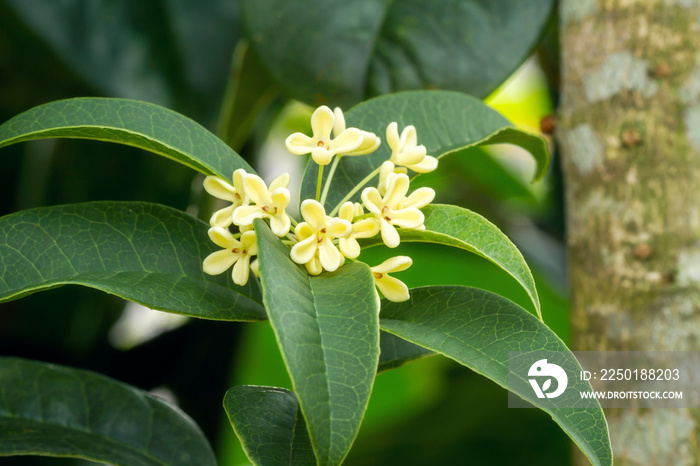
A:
377,161,407,196
361,173,435,248
285,106,364,165
203,228,257,286
232,173,291,237
333,107,381,156
203,169,248,228
371,256,412,302
290,200,351,273
337,201,380,259
386,122,438,173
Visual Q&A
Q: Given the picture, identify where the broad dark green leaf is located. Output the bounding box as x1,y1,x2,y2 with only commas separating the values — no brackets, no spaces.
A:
243,0,553,107
224,385,316,466
380,286,612,466
0,357,216,465
363,204,540,317
0,98,254,179
0,202,265,321
378,331,433,373
301,91,549,211
255,219,379,465
6,0,241,122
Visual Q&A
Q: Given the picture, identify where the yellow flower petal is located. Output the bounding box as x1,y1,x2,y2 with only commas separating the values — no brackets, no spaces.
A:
207,226,238,249
384,173,411,208
203,249,238,276
352,218,380,238
232,255,251,285
389,208,424,229
285,132,316,155
318,238,343,272
300,199,327,230
333,107,346,135
311,105,334,141
311,146,334,165
290,234,317,265
406,155,438,173
269,172,291,191
339,236,361,259
203,176,237,202
403,187,435,209
374,274,410,302
379,219,400,248
373,256,412,274
326,217,351,238
386,122,400,151
329,127,363,155
232,205,260,226
209,205,235,228
338,201,355,222
269,213,291,237
361,187,383,215
242,174,272,206
250,258,260,277
305,254,323,275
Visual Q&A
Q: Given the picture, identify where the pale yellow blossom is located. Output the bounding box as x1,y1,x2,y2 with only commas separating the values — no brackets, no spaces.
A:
290,200,351,273
285,106,364,165
371,256,412,302
333,107,381,156
203,228,257,286
361,173,435,248
386,122,438,173
203,169,247,228
337,201,380,259
377,161,407,196
232,173,291,237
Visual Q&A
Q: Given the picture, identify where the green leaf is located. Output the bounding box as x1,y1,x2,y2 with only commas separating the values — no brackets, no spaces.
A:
380,286,612,466
6,0,241,122
242,0,554,107
255,219,379,465
378,331,433,373
0,97,254,179
301,91,549,211
0,356,216,465
224,385,316,466
0,201,265,321
363,204,540,317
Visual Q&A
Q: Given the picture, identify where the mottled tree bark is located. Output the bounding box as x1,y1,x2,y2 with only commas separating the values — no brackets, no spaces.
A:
559,0,700,464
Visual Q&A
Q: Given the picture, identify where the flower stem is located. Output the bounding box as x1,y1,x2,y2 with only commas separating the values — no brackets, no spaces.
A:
315,165,324,201
320,155,342,206
329,165,383,216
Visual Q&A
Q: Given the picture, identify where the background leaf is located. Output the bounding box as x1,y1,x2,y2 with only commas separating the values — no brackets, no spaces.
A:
300,91,549,211
378,331,433,373
4,0,241,124
0,356,216,465
0,201,265,321
255,219,379,465
379,286,612,466
242,0,554,107
363,204,540,316
0,97,254,179
224,385,316,466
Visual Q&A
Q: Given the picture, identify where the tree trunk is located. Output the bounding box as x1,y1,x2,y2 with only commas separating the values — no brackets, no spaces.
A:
559,0,700,464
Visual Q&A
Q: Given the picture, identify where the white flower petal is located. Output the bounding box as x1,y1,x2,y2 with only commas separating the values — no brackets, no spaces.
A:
203,249,238,275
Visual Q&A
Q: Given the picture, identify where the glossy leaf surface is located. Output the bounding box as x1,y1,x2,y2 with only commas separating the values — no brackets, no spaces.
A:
380,286,612,466
243,0,554,107
224,385,316,465
0,98,254,179
0,202,265,321
0,357,216,465
255,219,379,465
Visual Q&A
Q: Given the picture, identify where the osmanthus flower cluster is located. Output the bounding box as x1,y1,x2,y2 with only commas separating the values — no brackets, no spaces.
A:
202,105,437,303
